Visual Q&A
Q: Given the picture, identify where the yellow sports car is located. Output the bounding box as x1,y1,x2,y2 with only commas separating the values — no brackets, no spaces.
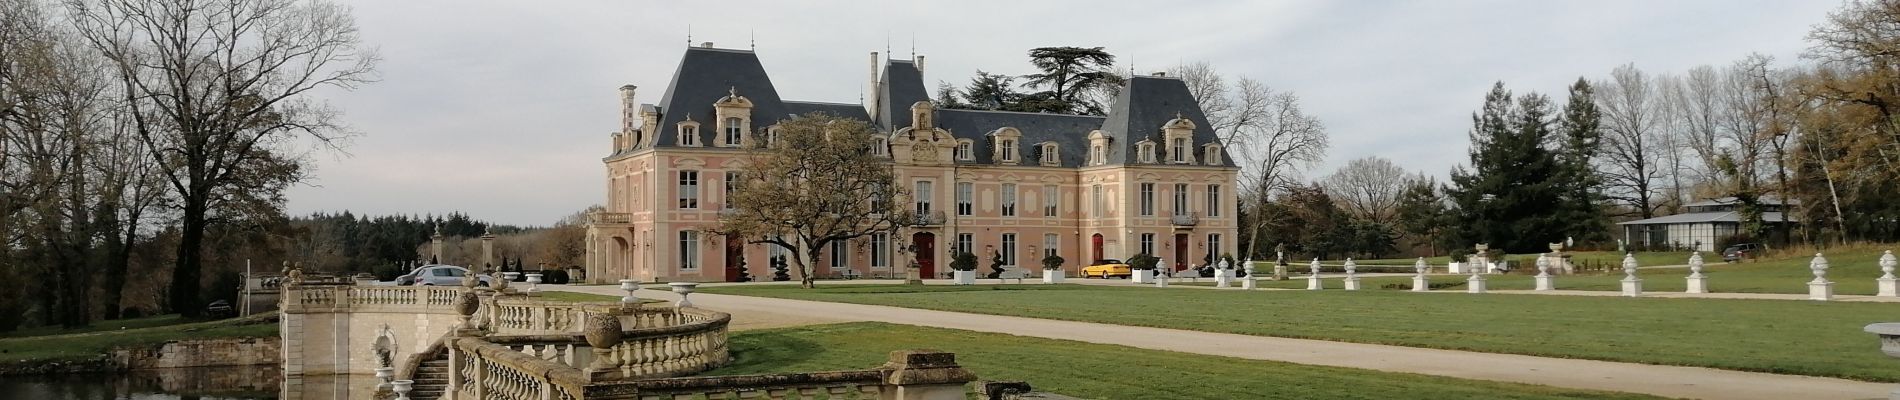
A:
1082,259,1131,279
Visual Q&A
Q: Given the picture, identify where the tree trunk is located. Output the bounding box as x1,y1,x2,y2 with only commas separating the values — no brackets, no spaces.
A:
171,198,207,317
798,247,821,289
101,211,136,320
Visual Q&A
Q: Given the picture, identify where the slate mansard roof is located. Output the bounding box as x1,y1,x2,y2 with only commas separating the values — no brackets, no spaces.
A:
642,46,1233,168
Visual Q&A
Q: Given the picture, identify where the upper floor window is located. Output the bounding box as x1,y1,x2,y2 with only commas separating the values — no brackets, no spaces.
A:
1043,185,1058,217
914,181,934,214
872,137,889,157
1090,144,1105,165
1205,144,1223,166
1000,139,1018,163
723,117,742,147
1040,143,1059,166
1091,184,1104,218
870,183,889,211
1002,183,1018,217
765,126,781,147
956,182,973,216
1139,183,1155,217
956,140,974,161
724,171,740,209
677,170,700,209
1172,183,1189,216
1207,184,1222,217
1137,141,1156,163
1170,138,1188,163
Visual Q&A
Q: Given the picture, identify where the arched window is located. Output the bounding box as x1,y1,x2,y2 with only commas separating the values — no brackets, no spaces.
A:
956,140,974,161
678,122,701,147
1205,144,1223,165
1090,144,1104,165
723,117,742,147
1000,139,1017,162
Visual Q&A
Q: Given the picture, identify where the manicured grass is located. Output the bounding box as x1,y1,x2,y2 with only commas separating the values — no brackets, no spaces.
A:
701,284,1900,382
0,314,197,338
1337,250,1695,267
713,322,1660,400
533,291,626,303
1255,245,1899,295
0,314,277,365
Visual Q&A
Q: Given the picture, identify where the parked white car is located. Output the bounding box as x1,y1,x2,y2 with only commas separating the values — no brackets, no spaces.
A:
397,265,493,286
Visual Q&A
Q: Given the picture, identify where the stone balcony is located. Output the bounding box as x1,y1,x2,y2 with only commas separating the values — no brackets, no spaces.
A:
909,210,947,227
1170,212,1200,227
588,212,632,225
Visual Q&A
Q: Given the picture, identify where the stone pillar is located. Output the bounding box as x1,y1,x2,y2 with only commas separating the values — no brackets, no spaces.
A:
1809,253,1834,301
1306,259,1323,290
445,340,462,395
1411,257,1430,292
1534,253,1554,291
480,228,496,270
1620,253,1643,297
1241,257,1257,290
1465,267,1487,294
1878,250,1897,298
1342,258,1361,291
1685,252,1708,294
430,224,444,263
881,350,978,400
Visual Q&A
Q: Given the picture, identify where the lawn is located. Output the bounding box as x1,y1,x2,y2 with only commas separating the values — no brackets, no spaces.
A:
700,283,1900,382
1251,245,1899,295
712,322,1660,400
1333,250,1695,268
0,314,199,339
0,314,277,366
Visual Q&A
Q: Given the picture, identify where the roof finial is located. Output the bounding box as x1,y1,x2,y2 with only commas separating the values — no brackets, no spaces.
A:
910,33,916,60
686,24,692,47
729,86,738,97
750,29,756,51
1176,112,1184,119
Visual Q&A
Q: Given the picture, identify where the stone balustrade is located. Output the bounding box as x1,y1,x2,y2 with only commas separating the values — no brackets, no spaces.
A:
283,284,464,313
601,350,975,400
451,338,588,400
594,309,731,380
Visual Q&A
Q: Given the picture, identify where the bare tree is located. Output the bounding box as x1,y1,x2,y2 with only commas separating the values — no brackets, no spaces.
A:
715,113,909,288
1665,65,1728,190
1595,63,1667,218
68,0,378,315
1321,156,1409,223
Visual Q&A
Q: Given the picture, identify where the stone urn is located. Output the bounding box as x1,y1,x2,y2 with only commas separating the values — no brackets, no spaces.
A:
669,282,700,308
491,272,511,291
390,379,414,400
1865,323,1900,399
618,279,641,305
453,290,480,333
373,367,394,390
584,313,623,370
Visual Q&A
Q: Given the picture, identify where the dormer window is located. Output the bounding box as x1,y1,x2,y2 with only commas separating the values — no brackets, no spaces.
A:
956,140,974,161
766,126,781,147
1001,139,1017,163
1204,143,1223,166
1039,143,1059,166
1161,115,1198,164
1170,138,1188,164
990,127,1023,165
1137,140,1156,163
872,137,889,157
1090,144,1104,165
678,120,702,147
722,117,742,147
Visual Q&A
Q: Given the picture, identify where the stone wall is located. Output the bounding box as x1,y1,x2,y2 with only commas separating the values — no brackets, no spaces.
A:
112,337,282,369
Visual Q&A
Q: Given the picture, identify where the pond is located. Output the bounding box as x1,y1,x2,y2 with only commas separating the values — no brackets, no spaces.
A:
0,365,281,400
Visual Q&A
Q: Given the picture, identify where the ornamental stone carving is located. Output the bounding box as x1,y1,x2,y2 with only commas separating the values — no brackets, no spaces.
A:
584,313,623,349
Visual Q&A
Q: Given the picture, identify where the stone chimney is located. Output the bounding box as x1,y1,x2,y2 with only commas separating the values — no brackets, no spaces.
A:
700,42,714,48
916,55,926,73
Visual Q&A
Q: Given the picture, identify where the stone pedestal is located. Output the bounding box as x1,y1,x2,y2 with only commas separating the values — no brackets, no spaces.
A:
1306,275,1322,290
1861,323,1900,400
1880,277,1898,298
1343,276,1361,291
1154,273,1169,287
1466,274,1487,294
1535,274,1554,291
1686,276,1708,294
1810,281,1835,301
1214,269,1232,288
1412,275,1430,292
1242,277,1257,290
1621,278,1643,297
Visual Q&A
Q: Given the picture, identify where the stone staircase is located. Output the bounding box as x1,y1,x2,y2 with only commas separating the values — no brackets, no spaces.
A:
409,356,450,400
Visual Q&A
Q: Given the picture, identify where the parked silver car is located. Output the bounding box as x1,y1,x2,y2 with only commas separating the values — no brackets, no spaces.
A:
397,265,493,286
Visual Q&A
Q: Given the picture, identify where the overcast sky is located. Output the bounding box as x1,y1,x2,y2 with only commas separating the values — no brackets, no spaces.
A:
291,0,1841,226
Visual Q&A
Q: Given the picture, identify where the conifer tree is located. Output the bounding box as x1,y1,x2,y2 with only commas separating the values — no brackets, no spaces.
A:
1446,83,1571,253
1555,78,1609,244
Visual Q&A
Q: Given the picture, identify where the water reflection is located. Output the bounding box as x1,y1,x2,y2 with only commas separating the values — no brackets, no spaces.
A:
0,365,281,400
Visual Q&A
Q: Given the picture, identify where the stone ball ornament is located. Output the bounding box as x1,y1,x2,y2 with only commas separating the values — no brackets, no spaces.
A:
454,291,480,317
583,313,624,349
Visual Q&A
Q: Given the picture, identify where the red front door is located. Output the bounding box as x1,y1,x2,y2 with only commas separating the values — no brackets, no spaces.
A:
1091,234,1104,262
913,233,936,278
724,233,744,282
1173,234,1189,271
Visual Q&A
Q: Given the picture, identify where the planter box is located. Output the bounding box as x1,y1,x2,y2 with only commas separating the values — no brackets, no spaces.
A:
1042,270,1064,284
953,270,976,285
1131,269,1155,284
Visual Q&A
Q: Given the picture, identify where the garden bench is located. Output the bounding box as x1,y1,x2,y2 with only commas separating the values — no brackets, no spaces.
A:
996,268,1029,284
840,269,862,280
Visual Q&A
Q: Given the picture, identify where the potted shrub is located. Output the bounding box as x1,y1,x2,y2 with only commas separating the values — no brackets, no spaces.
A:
1128,253,1159,283
1041,254,1066,284
950,251,978,285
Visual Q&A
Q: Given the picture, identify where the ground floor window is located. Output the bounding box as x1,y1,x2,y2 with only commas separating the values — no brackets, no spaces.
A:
1001,233,1017,266
871,233,890,268
957,233,973,256
1139,233,1155,256
1207,233,1222,264
1043,233,1059,258
679,231,699,270
830,240,848,271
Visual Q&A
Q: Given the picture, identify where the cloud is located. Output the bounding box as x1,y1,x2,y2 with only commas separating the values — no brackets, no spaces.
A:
292,0,1841,225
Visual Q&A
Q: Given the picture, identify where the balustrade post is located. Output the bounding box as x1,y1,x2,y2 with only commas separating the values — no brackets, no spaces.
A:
447,342,462,395
471,350,487,399
881,350,978,400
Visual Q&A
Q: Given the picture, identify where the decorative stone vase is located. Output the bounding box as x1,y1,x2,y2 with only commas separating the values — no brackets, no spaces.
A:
1412,257,1430,292
584,313,623,370
1042,269,1064,284
669,282,699,308
460,271,479,288
953,270,976,285
618,279,641,305
491,272,511,291
1864,322,1900,400
373,367,394,390
525,273,543,294
390,379,414,400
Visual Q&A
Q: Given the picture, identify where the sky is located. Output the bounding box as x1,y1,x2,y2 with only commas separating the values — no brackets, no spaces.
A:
290,0,1841,227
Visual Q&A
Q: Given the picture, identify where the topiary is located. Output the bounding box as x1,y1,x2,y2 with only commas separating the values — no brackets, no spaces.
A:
987,250,1006,279
771,255,791,281
1128,253,1159,270
1041,254,1065,270
950,252,978,271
